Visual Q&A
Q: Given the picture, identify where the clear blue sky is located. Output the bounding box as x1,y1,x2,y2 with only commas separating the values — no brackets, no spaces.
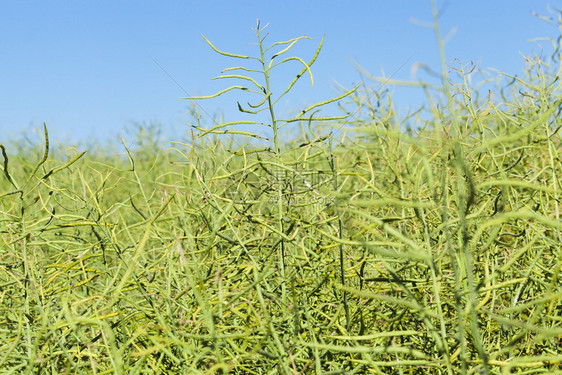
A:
1,1,558,146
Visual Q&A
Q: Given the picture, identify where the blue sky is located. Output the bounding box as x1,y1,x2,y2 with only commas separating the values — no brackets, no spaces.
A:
1,1,559,146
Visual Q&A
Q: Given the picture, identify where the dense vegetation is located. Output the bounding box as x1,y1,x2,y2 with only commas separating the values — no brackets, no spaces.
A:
1,8,561,375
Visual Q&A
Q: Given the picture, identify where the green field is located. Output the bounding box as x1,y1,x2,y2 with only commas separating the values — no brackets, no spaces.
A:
1,13,561,375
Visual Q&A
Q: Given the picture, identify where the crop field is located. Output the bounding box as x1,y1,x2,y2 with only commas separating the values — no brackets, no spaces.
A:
1,10,561,375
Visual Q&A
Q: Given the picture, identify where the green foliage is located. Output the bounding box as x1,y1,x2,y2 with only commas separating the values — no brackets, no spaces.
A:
184,19,361,325
1,7,562,375
183,19,359,155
